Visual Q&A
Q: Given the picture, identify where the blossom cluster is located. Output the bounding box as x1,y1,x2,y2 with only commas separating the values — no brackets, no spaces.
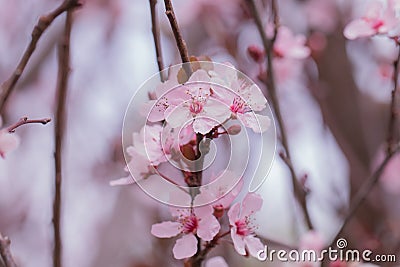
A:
111,61,271,186
111,60,272,265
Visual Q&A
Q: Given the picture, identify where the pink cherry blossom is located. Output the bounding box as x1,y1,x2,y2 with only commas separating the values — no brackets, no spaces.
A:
144,69,232,135
165,85,231,135
151,205,220,259
205,256,229,267
213,81,271,133
110,124,167,186
227,193,264,257
344,0,398,40
303,0,337,33
144,69,209,123
271,26,310,60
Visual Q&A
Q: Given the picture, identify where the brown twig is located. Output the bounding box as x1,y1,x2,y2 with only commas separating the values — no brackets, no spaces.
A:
53,6,76,267
149,0,166,81
0,233,17,267
7,117,51,133
0,0,82,114
387,44,400,156
246,0,313,230
163,0,192,76
329,144,400,247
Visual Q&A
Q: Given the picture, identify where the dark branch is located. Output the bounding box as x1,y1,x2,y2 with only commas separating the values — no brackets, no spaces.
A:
246,0,313,230
0,233,17,267
7,117,51,133
163,0,192,76
149,0,166,81
329,144,400,247
53,6,76,267
0,0,82,114
387,44,400,155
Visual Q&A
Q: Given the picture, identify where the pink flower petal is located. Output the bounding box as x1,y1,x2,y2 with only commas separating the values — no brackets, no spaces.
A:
165,105,192,129
151,221,181,238
228,202,240,225
193,117,219,135
203,99,231,122
197,215,220,241
188,69,210,82
109,176,135,186
244,235,264,258
231,228,246,255
194,204,214,218
344,19,375,40
238,113,271,133
172,233,198,259
245,85,267,111
205,256,229,267
241,193,263,218
0,132,19,158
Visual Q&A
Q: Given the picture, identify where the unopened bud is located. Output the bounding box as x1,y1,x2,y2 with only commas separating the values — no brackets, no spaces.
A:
213,205,224,218
247,45,265,63
227,124,241,135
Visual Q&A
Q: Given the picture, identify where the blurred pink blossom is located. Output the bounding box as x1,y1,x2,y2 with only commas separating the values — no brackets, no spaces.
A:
344,0,398,40
228,193,264,257
272,26,310,60
303,0,337,33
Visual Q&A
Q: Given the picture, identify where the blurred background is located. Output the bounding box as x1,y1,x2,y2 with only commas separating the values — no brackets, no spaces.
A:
0,0,399,266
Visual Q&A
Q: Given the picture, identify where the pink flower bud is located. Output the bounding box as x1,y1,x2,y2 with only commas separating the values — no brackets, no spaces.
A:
227,124,241,135
247,45,265,63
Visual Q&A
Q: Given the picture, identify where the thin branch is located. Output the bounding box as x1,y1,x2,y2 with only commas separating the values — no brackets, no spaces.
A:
0,233,17,267
329,144,400,247
246,0,313,230
149,0,166,81
0,0,82,114
163,0,192,76
387,44,400,155
7,117,51,133
53,6,76,267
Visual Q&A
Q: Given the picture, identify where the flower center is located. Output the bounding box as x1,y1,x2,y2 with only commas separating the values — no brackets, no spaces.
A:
190,100,204,114
180,214,199,234
366,18,384,31
235,215,258,236
230,97,248,114
372,20,384,31
186,87,210,115
235,219,251,236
